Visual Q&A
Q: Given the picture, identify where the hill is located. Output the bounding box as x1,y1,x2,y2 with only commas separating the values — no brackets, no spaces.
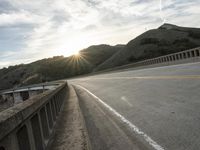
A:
95,23,200,71
1,23,200,90
0,44,122,90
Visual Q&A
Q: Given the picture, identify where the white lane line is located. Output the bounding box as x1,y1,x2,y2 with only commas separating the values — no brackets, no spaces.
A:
121,96,133,107
76,85,165,150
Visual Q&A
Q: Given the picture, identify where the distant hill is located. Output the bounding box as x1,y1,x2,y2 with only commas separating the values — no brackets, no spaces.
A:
95,23,200,71
1,23,200,90
0,44,122,90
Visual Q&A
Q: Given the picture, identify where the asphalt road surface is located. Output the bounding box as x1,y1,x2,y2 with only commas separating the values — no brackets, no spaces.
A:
69,62,200,150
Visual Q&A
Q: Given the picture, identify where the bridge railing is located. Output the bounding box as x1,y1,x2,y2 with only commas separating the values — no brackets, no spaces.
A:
117,47,200,70
93,47,200,74
0,81,64,110
132,47,200,66
0,81,63,95
0,81,68,150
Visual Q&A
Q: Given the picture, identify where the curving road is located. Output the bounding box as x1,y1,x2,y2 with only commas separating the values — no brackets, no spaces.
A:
69,62,200,150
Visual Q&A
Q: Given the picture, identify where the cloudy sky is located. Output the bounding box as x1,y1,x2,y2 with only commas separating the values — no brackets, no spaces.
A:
0,0,200,68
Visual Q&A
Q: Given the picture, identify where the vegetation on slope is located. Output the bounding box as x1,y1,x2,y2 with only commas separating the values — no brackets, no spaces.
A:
95,23,200,71
0,44,122,90
1,23,200,90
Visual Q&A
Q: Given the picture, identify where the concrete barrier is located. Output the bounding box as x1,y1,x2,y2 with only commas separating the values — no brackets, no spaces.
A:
0,81,68,150
125,47,200,69
93,47,200,74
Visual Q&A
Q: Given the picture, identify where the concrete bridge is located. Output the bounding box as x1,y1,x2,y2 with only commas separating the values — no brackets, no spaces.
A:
0,82,62,112
0,81,67,150
0,47,200,150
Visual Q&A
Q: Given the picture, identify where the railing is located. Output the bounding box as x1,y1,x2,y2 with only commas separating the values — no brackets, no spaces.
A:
0,81,68,150
0,81,63,95
94,47,200,73
0,82,64,112
129,47,200,67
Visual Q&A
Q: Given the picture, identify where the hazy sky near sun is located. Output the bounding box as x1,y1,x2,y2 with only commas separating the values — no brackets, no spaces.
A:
0,0,200,68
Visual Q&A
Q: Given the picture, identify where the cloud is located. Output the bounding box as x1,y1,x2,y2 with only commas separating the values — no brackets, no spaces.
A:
0,0,200,68
159,0,165,23
0,12,31,27
82,24,98,31
0,0,17,13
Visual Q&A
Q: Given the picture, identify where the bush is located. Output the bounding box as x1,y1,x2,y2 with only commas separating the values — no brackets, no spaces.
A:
140,38,159,45
188,31,200,39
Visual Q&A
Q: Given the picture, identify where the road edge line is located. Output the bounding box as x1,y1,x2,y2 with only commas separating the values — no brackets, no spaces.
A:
76,84,165,150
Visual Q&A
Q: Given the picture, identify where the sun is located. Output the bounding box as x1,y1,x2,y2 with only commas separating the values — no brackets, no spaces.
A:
74,50,80,56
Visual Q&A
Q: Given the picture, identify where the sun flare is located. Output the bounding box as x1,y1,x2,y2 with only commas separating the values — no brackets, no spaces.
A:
74,50,80,56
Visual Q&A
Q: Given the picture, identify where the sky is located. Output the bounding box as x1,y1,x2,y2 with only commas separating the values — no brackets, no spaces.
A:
0,0,200,68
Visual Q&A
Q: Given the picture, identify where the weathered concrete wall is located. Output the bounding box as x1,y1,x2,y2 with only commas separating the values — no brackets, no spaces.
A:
13,92,23,104
0,94,14,112
28,90,43,97
0,82,68,150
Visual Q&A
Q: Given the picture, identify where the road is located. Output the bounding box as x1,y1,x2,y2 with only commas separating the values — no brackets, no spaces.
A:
69,62,200,150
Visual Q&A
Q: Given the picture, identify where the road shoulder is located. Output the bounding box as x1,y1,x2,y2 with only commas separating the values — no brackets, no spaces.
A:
49,85,91,150
73,85,147,150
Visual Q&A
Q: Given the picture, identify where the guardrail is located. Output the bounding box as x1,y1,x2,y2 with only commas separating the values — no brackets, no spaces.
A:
0,81,68,150
0,81,63,94
0,82,63,112
129,46,200,67
94,47,200,73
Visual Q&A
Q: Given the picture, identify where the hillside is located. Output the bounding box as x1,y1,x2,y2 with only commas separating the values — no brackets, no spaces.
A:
95,23,200,71
0,44,122,90
1,23,200,90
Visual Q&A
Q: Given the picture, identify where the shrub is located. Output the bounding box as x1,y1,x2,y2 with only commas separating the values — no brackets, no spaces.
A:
140,38,159,45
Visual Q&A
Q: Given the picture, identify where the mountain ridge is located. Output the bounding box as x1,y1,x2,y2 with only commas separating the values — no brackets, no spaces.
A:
0,44,122,90
1,23,200,90
95,23,200,71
